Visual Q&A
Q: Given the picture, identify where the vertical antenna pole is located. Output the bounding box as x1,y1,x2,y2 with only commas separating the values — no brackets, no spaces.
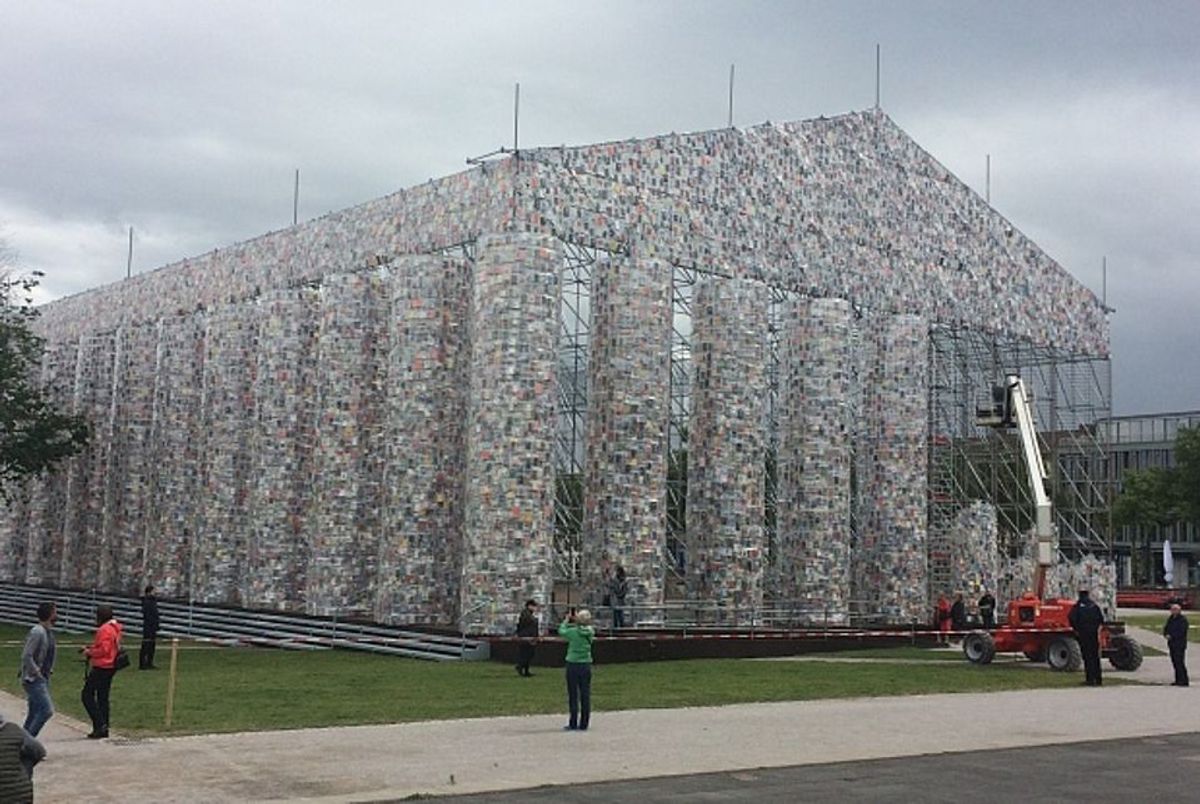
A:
1102,256,1107,307
728,63,735,128
986,154,991,204
293,169,300,226
514,82,520,152
875,44,881,109
126,226,133,279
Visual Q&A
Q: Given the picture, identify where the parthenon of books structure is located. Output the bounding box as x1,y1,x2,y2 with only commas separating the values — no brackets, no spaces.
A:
0,110,1116,632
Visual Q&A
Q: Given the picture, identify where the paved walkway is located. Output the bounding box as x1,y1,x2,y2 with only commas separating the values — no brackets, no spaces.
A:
5,643,1196,803
436,732,1200,803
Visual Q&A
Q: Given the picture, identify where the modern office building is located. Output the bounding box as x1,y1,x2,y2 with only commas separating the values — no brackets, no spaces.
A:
1104,411,1200,586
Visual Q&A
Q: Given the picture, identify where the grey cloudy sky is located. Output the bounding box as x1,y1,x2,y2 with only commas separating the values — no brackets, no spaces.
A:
2,0,1197,415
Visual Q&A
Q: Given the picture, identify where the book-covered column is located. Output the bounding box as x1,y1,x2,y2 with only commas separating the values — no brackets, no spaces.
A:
245,288,319,610
376,255,470,626
858,313,929,622
194,307,258,604
148,313,206,599
306,271,389,617
686,276,768,620
100,321,160,593
460,233,560,634
582,255,672,624
776,297,852,623
59,332,116,590
21,340,78,585
947,501,999,598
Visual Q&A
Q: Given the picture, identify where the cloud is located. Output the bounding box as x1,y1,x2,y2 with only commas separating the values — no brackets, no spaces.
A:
0,197,221,305
1,0,1197,414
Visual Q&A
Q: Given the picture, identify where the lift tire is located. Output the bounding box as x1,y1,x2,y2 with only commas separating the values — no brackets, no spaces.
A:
1023,648,1047,662
963,631,996,664
1047,636,1083,672
1109,634,1144,671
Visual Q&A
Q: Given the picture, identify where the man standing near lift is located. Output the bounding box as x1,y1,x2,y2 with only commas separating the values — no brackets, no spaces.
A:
1068,588,1104,686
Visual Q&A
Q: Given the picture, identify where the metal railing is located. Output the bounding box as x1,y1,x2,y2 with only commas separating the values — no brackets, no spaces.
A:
544,598,933,640
0,582,488,662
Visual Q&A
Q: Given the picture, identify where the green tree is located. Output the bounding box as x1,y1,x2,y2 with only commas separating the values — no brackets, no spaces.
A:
1,254,90,499
1113,467,1180,531
1175,425,1200,523
1112,467,1180,585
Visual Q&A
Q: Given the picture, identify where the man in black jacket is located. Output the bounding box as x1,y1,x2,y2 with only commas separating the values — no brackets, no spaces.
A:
978,591,997,629
1163,603,1190,687
515,599,540,677
140,585,160,670
950,593,968,633
1068,589,1105,686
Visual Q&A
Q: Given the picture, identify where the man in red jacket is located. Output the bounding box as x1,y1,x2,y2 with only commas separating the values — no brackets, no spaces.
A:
80,605,123,739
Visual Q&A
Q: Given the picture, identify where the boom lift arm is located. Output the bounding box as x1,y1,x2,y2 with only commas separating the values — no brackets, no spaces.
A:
976,374,1055,598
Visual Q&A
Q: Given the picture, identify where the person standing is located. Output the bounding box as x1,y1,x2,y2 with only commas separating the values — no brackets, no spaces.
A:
935,594,952,644
140,585,160,670
1068,589,1104,686
515,599,540,677
0,713,45,804
610,566,629,629
1163,603,1190,687
20,602,57,737
80,605,123,739
978,590,997,629
950,593,967,633
558,609,595,731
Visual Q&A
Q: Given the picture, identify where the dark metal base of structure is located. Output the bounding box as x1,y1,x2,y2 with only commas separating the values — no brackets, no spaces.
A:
489,628,941,666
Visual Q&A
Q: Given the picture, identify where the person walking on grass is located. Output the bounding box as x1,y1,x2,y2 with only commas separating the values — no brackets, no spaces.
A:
20,602,57,737
80,605,123,739
515,599,540,677
0,712,45,804
1163,603,1190,687
140,585,160,670
559,608,595,731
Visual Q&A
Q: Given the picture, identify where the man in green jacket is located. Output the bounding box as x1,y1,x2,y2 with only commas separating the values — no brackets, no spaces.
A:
558,609,595,731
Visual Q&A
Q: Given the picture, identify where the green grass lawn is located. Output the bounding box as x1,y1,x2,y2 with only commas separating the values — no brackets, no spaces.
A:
806,645,963,661
0,625,1104,737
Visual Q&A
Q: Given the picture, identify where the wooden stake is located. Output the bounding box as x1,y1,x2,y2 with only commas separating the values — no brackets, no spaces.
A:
165,638,179,727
